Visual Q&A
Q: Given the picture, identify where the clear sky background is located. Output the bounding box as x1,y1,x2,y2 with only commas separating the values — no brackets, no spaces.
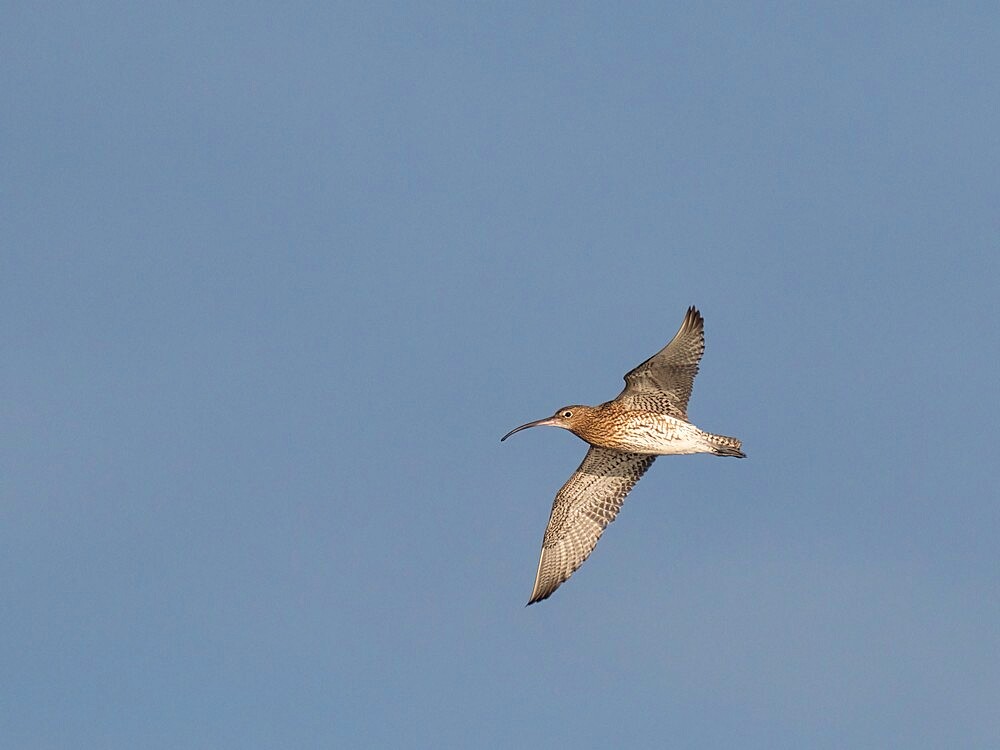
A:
4,3,999,748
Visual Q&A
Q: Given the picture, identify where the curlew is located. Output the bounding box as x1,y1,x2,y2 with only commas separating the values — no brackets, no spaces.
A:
501,306,744,604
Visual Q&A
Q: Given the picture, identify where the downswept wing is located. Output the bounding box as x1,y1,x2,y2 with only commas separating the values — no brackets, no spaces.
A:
529,447,656,604
617,305,705,420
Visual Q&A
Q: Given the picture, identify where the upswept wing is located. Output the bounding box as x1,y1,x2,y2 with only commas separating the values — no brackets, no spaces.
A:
617,306,705,420
528,447,656,604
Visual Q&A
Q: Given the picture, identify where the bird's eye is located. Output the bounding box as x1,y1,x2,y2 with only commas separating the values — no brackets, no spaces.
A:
562,410,573,418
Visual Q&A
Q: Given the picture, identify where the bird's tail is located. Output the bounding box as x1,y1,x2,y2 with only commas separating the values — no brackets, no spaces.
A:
705,431,745,458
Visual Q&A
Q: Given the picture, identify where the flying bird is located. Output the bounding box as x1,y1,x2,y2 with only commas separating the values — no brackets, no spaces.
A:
501,306,744,604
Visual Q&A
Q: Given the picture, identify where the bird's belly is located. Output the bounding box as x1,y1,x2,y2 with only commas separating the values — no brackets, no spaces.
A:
589,416,708,455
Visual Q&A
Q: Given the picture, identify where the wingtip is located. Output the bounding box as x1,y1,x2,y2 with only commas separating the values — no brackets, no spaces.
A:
683,305,703,333
526,586,552,606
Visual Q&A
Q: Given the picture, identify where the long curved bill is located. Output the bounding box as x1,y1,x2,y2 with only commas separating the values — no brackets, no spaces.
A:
500,416,558,442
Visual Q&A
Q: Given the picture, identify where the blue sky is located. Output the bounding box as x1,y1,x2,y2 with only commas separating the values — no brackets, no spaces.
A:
3,3,999,747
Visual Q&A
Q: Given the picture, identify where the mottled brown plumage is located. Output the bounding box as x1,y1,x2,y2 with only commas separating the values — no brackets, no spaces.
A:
502,306,744,604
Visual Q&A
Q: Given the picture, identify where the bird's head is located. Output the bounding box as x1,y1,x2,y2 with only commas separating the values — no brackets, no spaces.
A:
500,405,597,442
